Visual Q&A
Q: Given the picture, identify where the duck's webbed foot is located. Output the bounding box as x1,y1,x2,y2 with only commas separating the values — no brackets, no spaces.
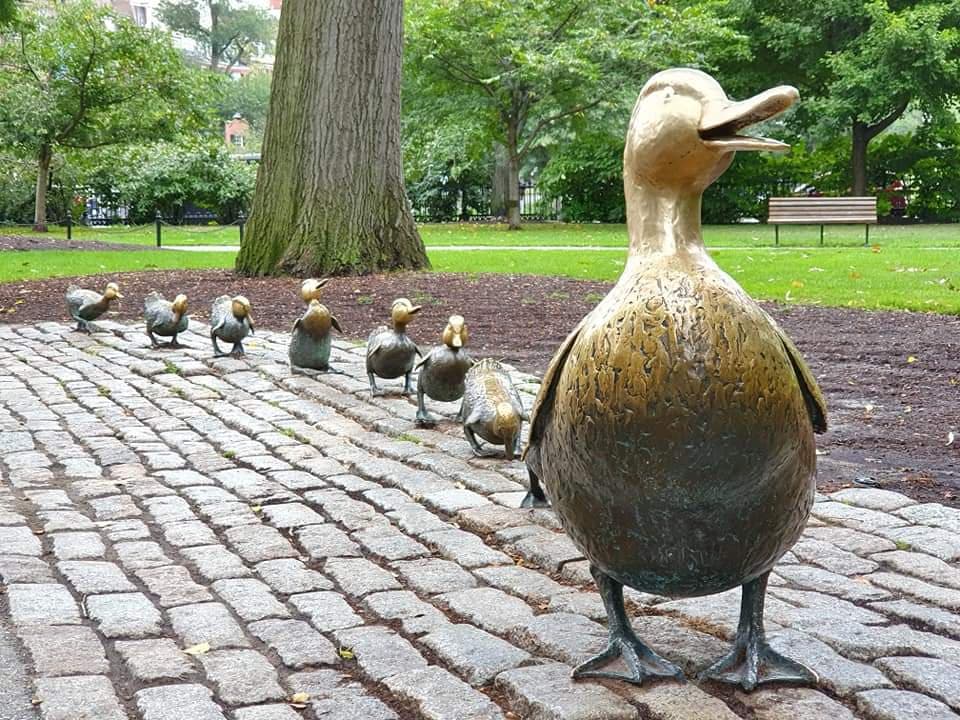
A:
402,372,414,396
415,389,436,427
164,335,184,349
573,565,684,685
73,317,92,333
700,572,816,691
464,427,495,457
368,372,383,396
229,343,245,358
520,466,550,508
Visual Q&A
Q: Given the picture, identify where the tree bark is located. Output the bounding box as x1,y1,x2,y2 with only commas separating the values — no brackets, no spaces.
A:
490,142,510,219
505,121,521,230
236,0,428,276
33,143,51,232
851,121,868,196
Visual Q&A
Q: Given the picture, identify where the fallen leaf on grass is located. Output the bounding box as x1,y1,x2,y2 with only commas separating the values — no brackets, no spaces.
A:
184,642,210,656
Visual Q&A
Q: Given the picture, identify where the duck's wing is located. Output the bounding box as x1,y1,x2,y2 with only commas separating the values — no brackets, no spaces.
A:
143,292,168,327
525,316,588,455
366,326,388,358
414,348,433,371
210,296,231,332
330,315,342,334
66,287,98,313
762,311,827,434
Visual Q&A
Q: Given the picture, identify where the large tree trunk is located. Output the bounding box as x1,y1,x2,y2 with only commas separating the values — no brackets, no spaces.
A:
490,143,510,219
851,121,868,197
33,144,51,232
236,0,427,276
505,122,521,230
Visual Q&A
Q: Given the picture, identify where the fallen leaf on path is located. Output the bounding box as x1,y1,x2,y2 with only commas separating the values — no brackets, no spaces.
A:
184,642,210,656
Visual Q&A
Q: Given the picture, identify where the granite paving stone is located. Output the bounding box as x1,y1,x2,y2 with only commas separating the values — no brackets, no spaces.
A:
384,665,505,720
420,623,531,685
249,618,339,668
856,689,959,720
199,649,287,705
496,663,637,720
135,684,228,720
86,592,164,638
34,676,126,720
19,625,109,676
115,638,197,682
5,321,960,720
168,602,251,649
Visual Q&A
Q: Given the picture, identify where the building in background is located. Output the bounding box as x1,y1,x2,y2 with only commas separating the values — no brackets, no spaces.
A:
224,114,250,148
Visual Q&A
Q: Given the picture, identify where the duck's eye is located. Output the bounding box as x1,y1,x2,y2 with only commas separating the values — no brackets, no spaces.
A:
663,86,675,102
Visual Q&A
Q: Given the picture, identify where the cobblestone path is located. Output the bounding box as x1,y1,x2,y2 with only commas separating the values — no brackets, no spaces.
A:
1,320,959,720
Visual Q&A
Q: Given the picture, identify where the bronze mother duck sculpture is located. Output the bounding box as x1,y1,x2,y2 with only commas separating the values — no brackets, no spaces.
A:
65,282,122,332
415,315,474,427
210,295,254,357
366,298,421,395
144,291,189,348
523,68,826,691
289,299,342,371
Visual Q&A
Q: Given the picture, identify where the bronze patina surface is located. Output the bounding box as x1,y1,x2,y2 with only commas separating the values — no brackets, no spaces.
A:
210,294,254,358
289,299,342,371
415,315,474,427
65,282,122,333
366,298,422,395
524,68,826,691
461,358,526,460
144,291,189,348
300,277,329,304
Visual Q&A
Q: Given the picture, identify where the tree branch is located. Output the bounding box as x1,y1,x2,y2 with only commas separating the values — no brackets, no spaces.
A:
517,98,603,158
56,34,99,142
865,98,910,140
430,52,497,98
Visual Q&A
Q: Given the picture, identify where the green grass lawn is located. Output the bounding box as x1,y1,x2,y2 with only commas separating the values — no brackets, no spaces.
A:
0,250,233,283
8,220,960,248
2,243,957,315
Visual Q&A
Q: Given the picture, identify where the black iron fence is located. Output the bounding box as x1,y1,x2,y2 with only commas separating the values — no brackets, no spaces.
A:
410,182,561,223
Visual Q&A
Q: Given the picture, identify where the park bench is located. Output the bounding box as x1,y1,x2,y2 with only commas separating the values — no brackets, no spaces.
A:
768,196,877,246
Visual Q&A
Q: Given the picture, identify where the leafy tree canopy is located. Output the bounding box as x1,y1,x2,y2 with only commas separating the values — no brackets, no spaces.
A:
158,0,277,72
724,0,960,193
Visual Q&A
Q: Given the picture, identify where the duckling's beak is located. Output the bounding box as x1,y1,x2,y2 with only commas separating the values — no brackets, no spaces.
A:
451,334,463,348
408,305,422,315
699,85,798,153
115,292,124,299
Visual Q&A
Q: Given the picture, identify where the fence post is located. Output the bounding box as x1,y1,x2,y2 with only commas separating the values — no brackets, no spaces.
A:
66,213,72,241
155,210,162,248
238,211,246,246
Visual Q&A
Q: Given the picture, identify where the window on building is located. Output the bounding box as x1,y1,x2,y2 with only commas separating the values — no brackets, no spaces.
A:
230,134,245,147
132,5,147,26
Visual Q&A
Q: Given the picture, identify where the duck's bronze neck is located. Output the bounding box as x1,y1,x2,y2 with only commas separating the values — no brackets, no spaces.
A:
625,183,707,261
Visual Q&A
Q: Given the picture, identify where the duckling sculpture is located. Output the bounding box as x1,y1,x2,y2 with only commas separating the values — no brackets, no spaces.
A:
415,315,474,427
366,298,421,395
289,299,342,371
210,295,254,358
461,359,526,460
523,69,826,691
65,282,122,332
301,278,329,304
144,292,189,348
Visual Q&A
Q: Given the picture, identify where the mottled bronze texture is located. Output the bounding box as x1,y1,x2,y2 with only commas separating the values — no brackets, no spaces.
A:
210,294,254,357
366,298,422,395
461,359,526,460
289,299,342,371
415,315,474,427
524,68,826,691
144,292,189,348
65,282,122,333
301,278,329,304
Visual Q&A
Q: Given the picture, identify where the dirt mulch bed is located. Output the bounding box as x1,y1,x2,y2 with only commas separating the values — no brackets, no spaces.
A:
0,233,150,252
1,268,958,506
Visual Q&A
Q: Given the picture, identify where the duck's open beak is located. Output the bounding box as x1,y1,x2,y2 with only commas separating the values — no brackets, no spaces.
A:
699,85,799,153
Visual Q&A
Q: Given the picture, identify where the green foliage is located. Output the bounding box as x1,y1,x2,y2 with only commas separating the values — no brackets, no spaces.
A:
538,130,625,222
214,69,272,140
79,140,256,223
158,0,276,71
724,0,960,190
0,1,209,155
